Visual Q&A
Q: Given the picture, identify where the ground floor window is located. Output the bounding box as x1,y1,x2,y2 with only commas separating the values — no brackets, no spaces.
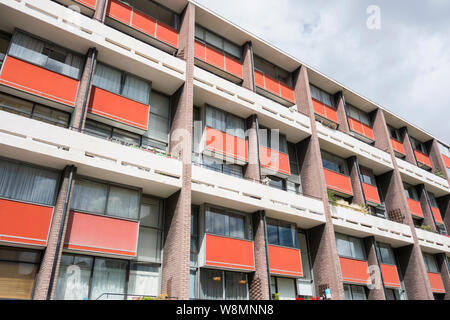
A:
343,284,367,300
385,288,402,300
199,269,249,300
54,254,161,300
271,276,297,300
0,246,41,299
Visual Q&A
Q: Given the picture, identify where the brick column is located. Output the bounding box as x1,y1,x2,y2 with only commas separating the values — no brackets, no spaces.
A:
293,66,345,300
347,156,365,205
249,211,270,300
161,3,195,300
436,253,450,299
33,166,76,300
242,42,255,92
429,139,449,181
94,0,107,23
399,127,417,165
363,237,386,300
70,47,97,132
371,108,391,153
244,115,260,181
333,91,349,133
370,109,434,300
418,184,438,231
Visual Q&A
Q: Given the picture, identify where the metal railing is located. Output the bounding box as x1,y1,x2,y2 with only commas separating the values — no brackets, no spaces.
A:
95,293,178,300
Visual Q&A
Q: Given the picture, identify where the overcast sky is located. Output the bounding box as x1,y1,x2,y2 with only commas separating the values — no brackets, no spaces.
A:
195,0,450,143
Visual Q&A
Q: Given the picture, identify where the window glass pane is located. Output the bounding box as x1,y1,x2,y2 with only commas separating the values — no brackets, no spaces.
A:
225,272,247,300
0,159,59,206
32,105,70,128
322,159,341,174
93,63,122,95
351,285,367,300
267,223,279,245
200,269,223,300
298,233,312,280
0,247,41,263
190,269,197,299
112,128,140,147
84,119,111,139
276,277,296,300
344,284,352,300
229,215,245,239
128,263,160,298
106,186,139,220
279,223,294,248
205,31,223,49
0,93,33,117
349,236,365,260
0,261,38,299
226,114,245,139
137,227,161,263
122,74,150,105
206,106,226,132
335,234,352,257
140,197,161,228
71,179,108,214
224,41,241,59
9,31,46,66
378,243,395,265
90,258,127,300
195,25,204,40
54,255,93,300
222,163,243,178
310,84,334,107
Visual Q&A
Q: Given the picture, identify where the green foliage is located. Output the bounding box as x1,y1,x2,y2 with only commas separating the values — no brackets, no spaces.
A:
327,190,337,205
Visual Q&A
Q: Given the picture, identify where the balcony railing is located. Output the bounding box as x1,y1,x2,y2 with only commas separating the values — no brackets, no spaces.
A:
414,150,431,168
324,169,353,196
362,182,381,205
312,99,338,124
390,138,405,156
96,293,177,300
380,264,401,289
407,198,423,218
254,70,295,104
431,207,444,225
347,117,375,141
427,272,445,293
443,154,450,168
268,245,303,277
260,146,291,177
204,126,248,164
339,257,370,285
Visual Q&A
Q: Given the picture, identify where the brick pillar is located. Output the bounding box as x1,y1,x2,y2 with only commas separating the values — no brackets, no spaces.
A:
293,66,345,300
160,2,195,301
249,211,270,300
399,127,417,165
418,184,438,231
94,0,107,22
372,110,434,300
242,42,255,91
333,91,349,133
371,108,391,153
363,237,386,300
244,115,260,181
33,166,76,300
70,47,97,132
347,156,365,205
429,139,449,181
436,253,450,299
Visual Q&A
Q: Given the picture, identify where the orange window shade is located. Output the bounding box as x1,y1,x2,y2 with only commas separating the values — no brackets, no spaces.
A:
428,272,445,293
259,146,291,176
205,127,248,163
224,55,243,79
75,0,97,9
131,9,156,37
254,70,265,88
107,0,132,25
362,182,381,205
312,99,326,117
391,138,405,155
380,264,401,288
414,150,431,167
88,86,150,130
264,75,281,96
443,155,450,168
64,211,139,257
362,123,375,140
407,198,423,218
324,105,338,123
432,207,444,225
194,41,206,61
324,169,353,196
205,46,225,70
155,22,178,48
268,245,303,277
280,82,295,103
205,234,255,271
0,56,79,106
340,257,370,285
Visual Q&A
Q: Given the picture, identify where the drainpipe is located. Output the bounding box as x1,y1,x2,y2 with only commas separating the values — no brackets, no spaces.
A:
261,211,272,299
254,115,262,181
78,47,97,132
46,165,76,300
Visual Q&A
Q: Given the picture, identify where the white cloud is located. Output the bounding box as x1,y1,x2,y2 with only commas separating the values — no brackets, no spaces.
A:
196,0,450,142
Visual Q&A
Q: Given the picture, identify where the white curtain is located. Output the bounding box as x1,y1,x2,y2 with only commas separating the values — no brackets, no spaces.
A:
225,272,248,300
137,227,161,263
226,114,245,139
71,179,108,214
122,74,150,105
54,255,93,300
200,269,223,300
147,92,170,143
127,264,160,298
62,53,84,79
206,106,226,132
0,159,59,206
93,63,122,94
9,32,46,66
90,258,127,300
106,186,139,220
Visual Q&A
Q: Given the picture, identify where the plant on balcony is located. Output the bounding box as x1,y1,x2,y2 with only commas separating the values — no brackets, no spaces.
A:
272,293,280,300
419,225,437,233
327,190,337,205
139,294,169,300
434,170,445,178
332,198,369,214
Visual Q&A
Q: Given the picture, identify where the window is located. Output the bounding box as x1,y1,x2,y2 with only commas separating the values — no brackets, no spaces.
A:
71,178,140,220
0,158,60,206
191,206,199,267
93,62,151,105
309,84,334,108
346,104,371,127
267,219,298,248
0,31,10,67
195,155,244,178
410,137,428,155
344,284,367,300
0,246,41,300
403,183,419,201
137,196,163,263
427,192,438,208
375,242,396,265
438,142,450,158
200,269,248,300
125,0,179,29
254,55,292,87
359,166,375,185
206,105,245,139
195,25,242,60
0,93,70,128
205,206,252,240
321,150,348,175
335,233,365,260
388,125,402,141
258,125,288,154
271,276,297,300
8,31,84,79
423,253,439,273
127,263,160,299
385,288,401,300
297,231,315,298
287,143,302,195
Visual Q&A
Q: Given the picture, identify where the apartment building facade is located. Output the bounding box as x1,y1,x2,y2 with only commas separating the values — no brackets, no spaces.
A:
0,0,449,300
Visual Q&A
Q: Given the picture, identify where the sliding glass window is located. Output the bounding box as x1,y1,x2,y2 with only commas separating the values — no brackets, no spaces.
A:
205,206,252,240
200,269,248,300
195,25,242,60
267,219,298,248
335,233,365,260
309,84,334,108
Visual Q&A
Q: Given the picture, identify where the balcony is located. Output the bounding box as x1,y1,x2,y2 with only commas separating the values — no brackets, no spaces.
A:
260,146,291,177
339,257,370,285
390,138,405,157
362,182,381,205
0,56,79,107
380,264,401,289
312,99,338,126
203,126,248,164
407,198,423,219
105,0,178,52
53,0,97,16
347,117,375,143
324,169,353,196
414,150,432,169
64,211,139,258
268,245,303,277
0,111,182,198
88,86,150,132
191,166,326,229
254,70,295,106
330,205,413,247
0,198,53,247
200,234,255,272
427,272,445,293
415,228,450,254
194,41,243,83
431,207,444,225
